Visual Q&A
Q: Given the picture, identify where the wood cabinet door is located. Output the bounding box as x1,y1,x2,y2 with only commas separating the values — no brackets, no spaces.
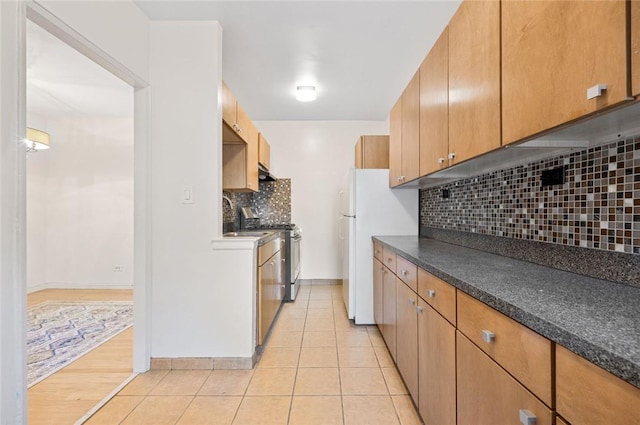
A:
401,71,420,183
222,81,236,126
420,27,449,176
389,98,403,187
245,118,259,191
258,134,270,170
373,258,384,326
222,144,247,190
396,281,418,403
382,270,397,361
556,345,640,425
457,332,553,425
633,0,640,96
418,299,456,425
448,0,501,165
355,136,363,168
457,291,552,406
556,417,570,425
362,136,389,169
502,0,629,144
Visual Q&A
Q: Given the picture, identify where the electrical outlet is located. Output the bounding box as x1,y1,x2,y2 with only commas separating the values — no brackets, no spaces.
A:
442,189,450,199
113,265,123,272
541,166,565,187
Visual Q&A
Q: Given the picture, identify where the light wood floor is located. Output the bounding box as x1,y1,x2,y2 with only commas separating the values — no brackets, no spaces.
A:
27,289,134,425
85,284,422,425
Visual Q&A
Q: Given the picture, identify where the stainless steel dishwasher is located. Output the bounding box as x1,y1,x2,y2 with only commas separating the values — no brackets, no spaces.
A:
257,235,285,345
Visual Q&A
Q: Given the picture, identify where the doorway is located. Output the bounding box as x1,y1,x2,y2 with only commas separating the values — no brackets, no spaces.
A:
25,18,135,424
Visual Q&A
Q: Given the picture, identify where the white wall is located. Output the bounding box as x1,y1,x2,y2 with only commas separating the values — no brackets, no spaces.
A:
26,114,134,292
149,21,226,357
254,120,388,279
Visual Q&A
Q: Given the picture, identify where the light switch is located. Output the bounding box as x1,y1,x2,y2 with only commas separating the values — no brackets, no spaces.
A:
182,186,194,204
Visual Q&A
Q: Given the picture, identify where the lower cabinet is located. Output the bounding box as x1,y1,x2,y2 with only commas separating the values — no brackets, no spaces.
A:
418,298,456,425
373,258,384,326
457,331,553,425
556,345,640,425
396,281,418,403
381,271,397,361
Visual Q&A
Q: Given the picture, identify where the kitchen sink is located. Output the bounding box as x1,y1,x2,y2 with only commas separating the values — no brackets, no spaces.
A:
223,231,272,237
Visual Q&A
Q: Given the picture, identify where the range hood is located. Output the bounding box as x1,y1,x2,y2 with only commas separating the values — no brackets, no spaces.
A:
258,164,277,182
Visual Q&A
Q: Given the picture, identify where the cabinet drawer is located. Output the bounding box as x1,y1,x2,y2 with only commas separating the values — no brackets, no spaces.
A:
457,291,552,406
417,268,456,326
382,246,397,274
373,241,383,261
457,332,553,425
396,256,417,292
556,345,640,425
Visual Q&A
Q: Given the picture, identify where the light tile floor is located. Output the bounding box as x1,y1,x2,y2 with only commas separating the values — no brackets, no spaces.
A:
85,283,423,425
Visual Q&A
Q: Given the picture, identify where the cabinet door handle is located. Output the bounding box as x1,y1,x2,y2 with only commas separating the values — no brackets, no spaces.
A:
409,299,416,306
438,157,445,164
387,257,393,263
447,152,456,160
427,290,436,298
482,330,495,343
519,409,537,425
269,261,275,267
282,258,286,263
417,306,424,314
586,84,607,100
401,270,408,276
396,177,402,182
400,175,406,181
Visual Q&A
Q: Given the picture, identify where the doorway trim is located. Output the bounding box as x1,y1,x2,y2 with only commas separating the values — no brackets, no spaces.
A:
8,1,151,422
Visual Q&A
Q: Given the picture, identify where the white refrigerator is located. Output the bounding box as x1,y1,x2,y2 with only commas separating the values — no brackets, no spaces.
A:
339,168,418,324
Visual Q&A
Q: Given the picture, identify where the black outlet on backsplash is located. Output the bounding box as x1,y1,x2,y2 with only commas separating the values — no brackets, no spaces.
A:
442,189,450,199
541,166,565,187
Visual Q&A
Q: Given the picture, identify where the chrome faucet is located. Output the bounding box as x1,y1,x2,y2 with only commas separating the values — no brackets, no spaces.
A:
222,195,233,209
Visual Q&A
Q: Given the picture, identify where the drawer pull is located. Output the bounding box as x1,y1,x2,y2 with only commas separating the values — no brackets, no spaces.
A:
586,83,607,100
427,290,436,298
482,330,495,343
519,409,537,425
417,306,424,314
387,257,393,263
409,299,416,306
401,270,408,276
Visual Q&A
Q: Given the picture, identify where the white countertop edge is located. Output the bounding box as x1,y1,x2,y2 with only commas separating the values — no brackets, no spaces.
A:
211,238,258,250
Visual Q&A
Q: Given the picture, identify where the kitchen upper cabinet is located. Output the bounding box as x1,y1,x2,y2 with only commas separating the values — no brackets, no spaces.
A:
401,71,420,182
556,345,640,425
258,133,270,170
448,0,501,165
222,82,259,192
222,81,259,146
418,298,456,425
420,27,449,176
502,1,630,145
633,0,640,96
556,417,570,425
389,98,402,187
396,281,418,404
457,332,553,425
389,71,420,186
355,135,389,169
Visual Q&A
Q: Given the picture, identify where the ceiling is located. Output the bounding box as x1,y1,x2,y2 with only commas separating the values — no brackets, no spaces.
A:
27,1,461,122
27,20,133,118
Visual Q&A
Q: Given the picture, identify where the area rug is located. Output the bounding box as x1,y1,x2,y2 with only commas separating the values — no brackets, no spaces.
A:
27,300,133,388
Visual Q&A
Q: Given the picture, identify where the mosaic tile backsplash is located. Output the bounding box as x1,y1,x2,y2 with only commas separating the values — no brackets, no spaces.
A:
420,136,640,255
223,178,291,229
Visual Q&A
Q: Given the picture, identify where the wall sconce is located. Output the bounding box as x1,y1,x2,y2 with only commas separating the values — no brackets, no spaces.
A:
25,127,51,152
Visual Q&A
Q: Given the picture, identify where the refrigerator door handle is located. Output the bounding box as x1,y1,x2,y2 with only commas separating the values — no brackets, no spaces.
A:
339,216,343,240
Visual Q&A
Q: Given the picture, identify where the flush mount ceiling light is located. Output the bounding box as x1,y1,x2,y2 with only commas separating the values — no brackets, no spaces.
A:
25,127,51,152
296,85,316,102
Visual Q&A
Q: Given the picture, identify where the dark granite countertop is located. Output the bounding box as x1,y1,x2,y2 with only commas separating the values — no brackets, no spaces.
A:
374,235,640,389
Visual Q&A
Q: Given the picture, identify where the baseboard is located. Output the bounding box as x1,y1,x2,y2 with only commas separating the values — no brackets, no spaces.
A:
27,282,134,294
150,356,255,370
